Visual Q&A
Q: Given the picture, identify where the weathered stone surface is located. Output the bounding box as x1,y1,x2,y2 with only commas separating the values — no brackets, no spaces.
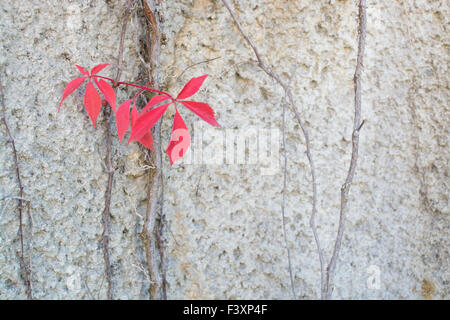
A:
0,0,448,299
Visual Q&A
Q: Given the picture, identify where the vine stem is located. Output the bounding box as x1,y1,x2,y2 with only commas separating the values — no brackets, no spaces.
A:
141,0,166,300
0,77,32,299
220,0,321,298
102,0,132,300
281,94,296,299
323,0,367,299
221,0,366,299
281,54,300,299
92,75,172,98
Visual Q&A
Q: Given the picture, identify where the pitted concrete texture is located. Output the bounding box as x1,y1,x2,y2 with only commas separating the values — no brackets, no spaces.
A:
0,0,448,299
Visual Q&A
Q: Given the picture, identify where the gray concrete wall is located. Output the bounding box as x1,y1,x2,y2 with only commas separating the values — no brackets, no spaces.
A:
0,0,448,299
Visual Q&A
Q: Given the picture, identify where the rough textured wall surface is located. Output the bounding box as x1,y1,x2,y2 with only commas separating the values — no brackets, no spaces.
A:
0,0,448,299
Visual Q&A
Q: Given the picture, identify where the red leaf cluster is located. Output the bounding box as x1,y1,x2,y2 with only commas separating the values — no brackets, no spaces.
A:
59,64,220,164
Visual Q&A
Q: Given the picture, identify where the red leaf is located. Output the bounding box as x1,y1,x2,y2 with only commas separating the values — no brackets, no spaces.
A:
84,81,102,128
116,100,132,142
138,132,154,150
129,105,154,149
129,103,170,142
130,105,139,127
90,64,109,75
58,76,87,111
95,78,116,112
176,75,208,100
75,65,89,75
179,100,220,127
141,94,170,114
165,109,191,165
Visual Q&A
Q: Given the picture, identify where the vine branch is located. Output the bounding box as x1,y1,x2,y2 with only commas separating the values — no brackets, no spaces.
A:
0,77,32,299
220,0,321,298
281,87,295,299
323,0,367,299
141,0,166,300
102,0,132,300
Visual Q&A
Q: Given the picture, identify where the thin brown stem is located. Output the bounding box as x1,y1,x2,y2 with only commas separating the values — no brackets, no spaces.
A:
281,56,300,299
156,128,167,300
102,0,132,300
102,111,114,300
25,201,33,298
141,0,166,299
324,0,367,299
155,198,167,300
176,56,221,81
0,77,32,299
220,0,321,299
142,125,162,299
92,75,172,97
